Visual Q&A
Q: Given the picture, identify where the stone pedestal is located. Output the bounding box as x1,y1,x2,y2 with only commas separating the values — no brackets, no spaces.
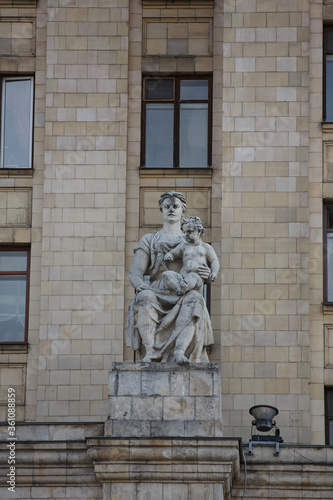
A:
86,363,241,499
105,362,223,438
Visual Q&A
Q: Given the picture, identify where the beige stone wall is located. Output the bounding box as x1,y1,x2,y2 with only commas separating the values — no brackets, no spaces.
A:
0,0,46,422
0,0,331,447
220,0,311,443
36,0,129,421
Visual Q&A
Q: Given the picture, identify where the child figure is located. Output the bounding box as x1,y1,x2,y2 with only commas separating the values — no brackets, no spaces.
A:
162,216,219,295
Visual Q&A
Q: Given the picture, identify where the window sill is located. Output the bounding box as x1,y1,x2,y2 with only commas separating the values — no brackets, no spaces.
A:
0,343,28,353
0,168,33,178
323,303,333,314
140,167,212,178
0,1,37,6
322,122,333,133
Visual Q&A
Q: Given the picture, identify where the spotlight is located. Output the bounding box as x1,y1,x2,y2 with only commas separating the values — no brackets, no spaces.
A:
249,404,279,432
248,405,283,456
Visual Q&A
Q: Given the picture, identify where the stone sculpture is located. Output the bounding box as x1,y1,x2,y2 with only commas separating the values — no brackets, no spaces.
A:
126,191,219,363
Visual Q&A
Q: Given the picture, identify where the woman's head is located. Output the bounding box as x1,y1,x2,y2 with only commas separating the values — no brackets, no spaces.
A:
158,191,187,214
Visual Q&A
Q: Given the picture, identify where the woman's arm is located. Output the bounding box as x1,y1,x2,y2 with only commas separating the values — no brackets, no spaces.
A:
128,249,151,291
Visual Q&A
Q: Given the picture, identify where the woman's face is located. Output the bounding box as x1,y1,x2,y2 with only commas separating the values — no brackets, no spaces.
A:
161,197,183,224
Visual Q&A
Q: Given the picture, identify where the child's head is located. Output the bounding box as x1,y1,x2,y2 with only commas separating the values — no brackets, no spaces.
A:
181,216,205,243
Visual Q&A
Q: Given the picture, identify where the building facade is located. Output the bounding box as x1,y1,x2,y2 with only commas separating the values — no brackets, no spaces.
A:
1,0,333,497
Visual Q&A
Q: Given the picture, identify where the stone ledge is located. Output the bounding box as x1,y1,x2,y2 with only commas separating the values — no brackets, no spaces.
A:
0,1,37,6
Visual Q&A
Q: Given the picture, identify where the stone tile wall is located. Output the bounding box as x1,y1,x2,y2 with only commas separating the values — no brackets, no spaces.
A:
0,0,330,446
0,0,46,423
220,0,311,443
36,0,129,421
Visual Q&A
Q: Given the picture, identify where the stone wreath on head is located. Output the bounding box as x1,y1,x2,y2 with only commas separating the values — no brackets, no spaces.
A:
158,191,187,214
181,216,206,236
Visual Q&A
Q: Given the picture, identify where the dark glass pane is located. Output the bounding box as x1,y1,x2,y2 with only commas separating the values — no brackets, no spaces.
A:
327,391,333,417
325,29,333,52
0,276,26,342
180,80,208,100
0,251,27,272
328,233,333,302
145,79,174,100
145,103,174,167
330,420,333,445
179,103,208,167
3,78,32,168
326,56,333,121
328,207,333,229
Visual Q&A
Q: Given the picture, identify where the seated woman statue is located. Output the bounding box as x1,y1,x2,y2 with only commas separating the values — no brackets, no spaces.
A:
126,191,217,364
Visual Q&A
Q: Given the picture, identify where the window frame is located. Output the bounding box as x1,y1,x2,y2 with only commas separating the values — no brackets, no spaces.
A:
0,75,34,169
0,246,30,344
141,74,212,169
325,387,333,445
324,202,333,304
324,26,333,122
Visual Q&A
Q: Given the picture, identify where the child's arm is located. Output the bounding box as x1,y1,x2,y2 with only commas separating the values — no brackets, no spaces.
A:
205,244,220,281
164,242,184,261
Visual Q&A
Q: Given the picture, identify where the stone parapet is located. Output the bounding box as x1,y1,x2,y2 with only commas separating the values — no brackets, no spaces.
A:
232,444,333,499
105,362,222,438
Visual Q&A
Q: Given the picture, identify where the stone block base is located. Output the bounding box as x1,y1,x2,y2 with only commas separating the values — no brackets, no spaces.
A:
106,362,222,438
95,362,233,498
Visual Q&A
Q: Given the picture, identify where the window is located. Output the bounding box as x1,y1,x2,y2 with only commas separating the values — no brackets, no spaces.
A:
0,248,30,343
324,203,333,303
142,76,212,168
325,388,333,445
324,27,333,121
1,76,34,168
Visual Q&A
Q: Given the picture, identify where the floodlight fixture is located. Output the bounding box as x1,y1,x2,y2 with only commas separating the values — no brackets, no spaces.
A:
249,404,279,432
248,405,283,456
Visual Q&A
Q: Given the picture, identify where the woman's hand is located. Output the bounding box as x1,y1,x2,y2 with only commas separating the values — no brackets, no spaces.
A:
198,264,211,283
